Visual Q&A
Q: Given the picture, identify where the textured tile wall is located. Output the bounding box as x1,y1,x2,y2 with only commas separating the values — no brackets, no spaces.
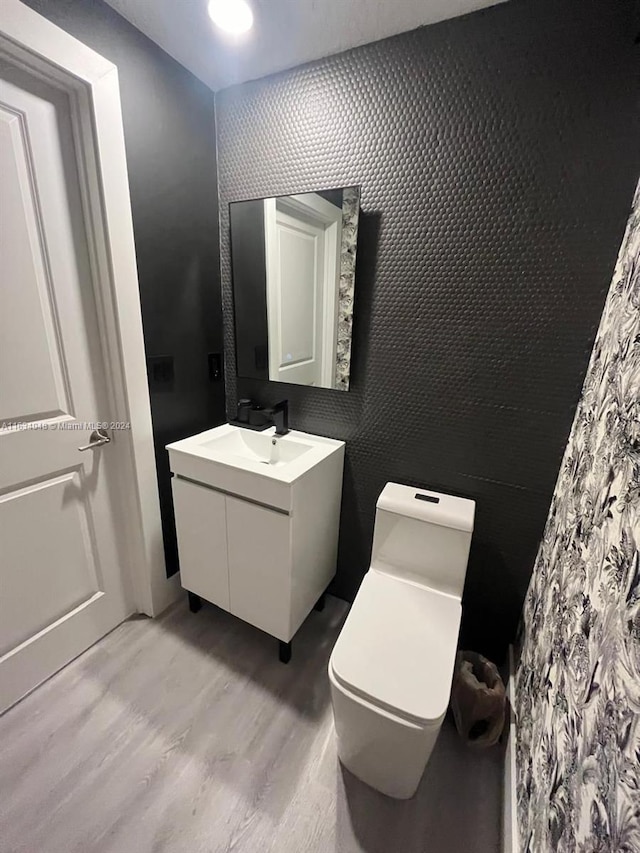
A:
215,0,640,657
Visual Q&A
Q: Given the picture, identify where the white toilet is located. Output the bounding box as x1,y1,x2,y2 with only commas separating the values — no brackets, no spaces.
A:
328,482,475,799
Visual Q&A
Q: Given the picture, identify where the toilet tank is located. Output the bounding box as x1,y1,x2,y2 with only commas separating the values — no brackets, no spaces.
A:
370,483,475,599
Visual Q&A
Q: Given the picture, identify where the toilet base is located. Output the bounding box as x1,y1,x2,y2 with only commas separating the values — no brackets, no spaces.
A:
329,661,442,799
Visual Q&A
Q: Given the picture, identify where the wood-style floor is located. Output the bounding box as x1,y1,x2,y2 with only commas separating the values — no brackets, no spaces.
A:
0,596,502,853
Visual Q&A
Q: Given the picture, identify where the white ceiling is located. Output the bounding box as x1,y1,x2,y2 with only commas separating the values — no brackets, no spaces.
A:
103,0,508,92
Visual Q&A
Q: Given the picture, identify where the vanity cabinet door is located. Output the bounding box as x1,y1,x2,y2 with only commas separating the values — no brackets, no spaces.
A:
226,496,291,641
172,478,230,610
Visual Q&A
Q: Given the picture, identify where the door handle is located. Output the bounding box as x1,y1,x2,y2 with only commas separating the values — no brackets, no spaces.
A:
78,428,111,452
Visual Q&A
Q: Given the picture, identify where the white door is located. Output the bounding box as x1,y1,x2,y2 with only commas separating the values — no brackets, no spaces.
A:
265,199,325,385
0,64,133,711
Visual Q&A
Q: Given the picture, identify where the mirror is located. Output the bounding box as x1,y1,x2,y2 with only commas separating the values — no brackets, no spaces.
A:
230,187,361,391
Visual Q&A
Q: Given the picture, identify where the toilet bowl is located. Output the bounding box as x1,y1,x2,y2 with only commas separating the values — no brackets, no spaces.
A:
328,482,475,799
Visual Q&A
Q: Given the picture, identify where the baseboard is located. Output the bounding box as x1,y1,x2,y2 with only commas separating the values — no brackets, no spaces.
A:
502,644,519,853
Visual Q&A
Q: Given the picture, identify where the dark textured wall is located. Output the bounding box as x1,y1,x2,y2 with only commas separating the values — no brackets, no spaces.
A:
23,0,226,576
217,0,640,657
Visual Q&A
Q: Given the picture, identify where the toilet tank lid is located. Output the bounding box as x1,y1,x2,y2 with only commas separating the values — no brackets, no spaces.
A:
377,483,475,532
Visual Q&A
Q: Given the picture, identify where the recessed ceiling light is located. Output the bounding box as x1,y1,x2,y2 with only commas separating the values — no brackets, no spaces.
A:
208,0,254,35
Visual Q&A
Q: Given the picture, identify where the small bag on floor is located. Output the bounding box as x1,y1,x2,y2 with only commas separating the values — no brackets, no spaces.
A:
450,650,506,747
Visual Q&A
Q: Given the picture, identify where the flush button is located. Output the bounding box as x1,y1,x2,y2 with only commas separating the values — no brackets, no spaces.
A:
415,493,439,504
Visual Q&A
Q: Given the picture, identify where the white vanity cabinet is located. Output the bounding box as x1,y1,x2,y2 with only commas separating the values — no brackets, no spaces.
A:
167,424,345,645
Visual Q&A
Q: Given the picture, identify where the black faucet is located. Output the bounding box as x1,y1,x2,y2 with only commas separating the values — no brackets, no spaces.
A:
264,400,289,436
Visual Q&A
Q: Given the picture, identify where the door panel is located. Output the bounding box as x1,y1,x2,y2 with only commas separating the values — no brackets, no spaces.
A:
226,496,291,641
0,470,100,657
277,223,318,367
0,107,69,421
0,64,131,711
172,478,230,610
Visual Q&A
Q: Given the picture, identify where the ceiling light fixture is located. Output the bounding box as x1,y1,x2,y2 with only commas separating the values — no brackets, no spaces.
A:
208,0,254,35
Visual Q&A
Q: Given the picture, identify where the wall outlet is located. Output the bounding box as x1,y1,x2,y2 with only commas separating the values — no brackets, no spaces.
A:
147,355,174,391
208,352,223,382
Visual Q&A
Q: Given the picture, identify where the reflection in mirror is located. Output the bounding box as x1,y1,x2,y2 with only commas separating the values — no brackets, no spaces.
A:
230,187,360,391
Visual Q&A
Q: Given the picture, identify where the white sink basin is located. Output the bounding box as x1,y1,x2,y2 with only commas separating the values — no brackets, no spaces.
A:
201,429,313,468
167,423,345,512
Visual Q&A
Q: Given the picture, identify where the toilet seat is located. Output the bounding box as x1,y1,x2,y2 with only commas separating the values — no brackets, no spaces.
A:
330,570,461,726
